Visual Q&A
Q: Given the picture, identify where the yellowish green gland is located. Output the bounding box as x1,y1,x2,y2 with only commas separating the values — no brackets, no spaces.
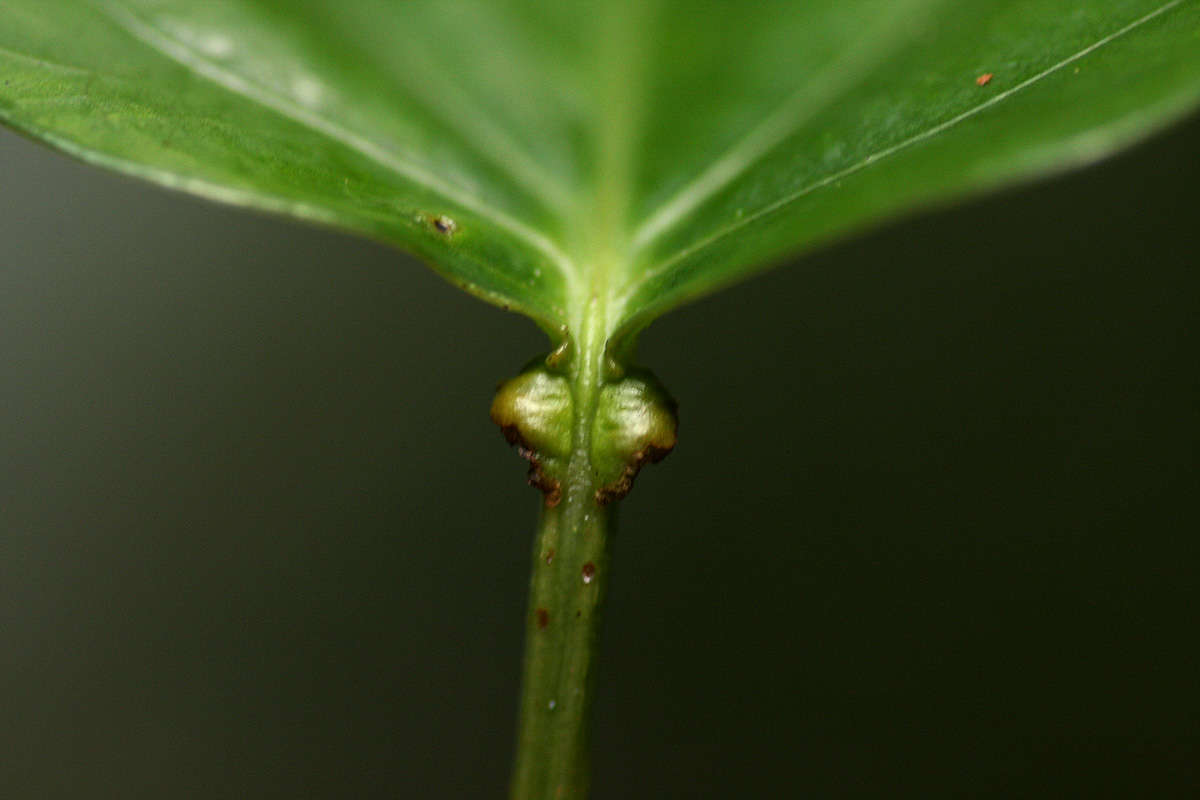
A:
490,362,677,504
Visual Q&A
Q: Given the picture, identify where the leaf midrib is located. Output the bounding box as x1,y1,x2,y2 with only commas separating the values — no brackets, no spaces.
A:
564,0,657,331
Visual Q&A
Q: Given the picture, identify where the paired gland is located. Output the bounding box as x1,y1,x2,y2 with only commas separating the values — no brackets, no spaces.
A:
490,361,677,505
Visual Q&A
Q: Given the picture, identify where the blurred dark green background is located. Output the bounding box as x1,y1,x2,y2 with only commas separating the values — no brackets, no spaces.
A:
2,109,1198,798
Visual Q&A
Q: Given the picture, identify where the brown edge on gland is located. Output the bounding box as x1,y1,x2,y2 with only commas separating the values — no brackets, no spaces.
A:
595,442,675,505
496,423,563,507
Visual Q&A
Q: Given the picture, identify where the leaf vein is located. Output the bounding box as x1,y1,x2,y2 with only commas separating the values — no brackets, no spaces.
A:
92,0,579,285
622,0,1187,305
0,43,94,76
629,0,941,253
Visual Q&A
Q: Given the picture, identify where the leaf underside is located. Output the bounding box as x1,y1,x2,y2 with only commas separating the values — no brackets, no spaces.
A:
3,1,1199,345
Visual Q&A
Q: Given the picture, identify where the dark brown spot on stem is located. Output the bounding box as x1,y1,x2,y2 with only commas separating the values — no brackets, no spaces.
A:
535,608,550,630
581,562,596,584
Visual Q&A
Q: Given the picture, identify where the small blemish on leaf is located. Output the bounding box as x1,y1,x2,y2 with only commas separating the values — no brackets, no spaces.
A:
976,72,994,87
545,548,555,565
535,608,550,630
581,562,596,584
420,213,457,236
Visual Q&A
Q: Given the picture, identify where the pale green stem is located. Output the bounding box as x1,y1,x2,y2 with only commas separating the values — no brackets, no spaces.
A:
509,482,613,800
509,294,614,799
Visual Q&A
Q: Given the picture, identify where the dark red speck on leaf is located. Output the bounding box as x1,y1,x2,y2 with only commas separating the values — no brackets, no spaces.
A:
535,608,550,630
581,562,596,584
976,72,994,87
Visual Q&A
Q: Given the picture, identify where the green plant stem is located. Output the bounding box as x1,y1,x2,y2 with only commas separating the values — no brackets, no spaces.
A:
510,295,614,799
510,484,612,800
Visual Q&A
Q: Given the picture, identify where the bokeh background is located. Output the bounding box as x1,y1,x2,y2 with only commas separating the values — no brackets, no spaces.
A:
2,107,1198,798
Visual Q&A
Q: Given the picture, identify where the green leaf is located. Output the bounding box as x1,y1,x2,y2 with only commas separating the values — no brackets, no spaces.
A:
3,1,1199,348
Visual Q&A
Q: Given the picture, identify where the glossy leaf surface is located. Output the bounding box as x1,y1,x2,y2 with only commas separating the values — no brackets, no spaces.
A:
3,1,1199,345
